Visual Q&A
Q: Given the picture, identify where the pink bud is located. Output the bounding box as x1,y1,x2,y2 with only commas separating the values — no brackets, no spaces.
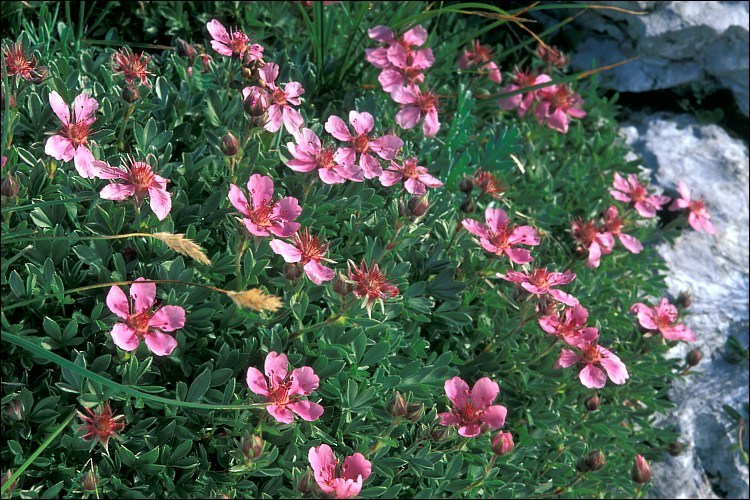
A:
491,431,515,456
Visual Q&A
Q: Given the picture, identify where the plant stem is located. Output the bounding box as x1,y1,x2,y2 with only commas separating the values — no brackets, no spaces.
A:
118,103,135,149
235,235,247,291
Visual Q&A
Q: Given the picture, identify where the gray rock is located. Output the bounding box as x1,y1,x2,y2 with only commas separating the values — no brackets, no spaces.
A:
619,112,749,499
533,1,750,116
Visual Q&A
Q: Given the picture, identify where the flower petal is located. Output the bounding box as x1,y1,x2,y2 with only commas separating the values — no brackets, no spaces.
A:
579,364,607,389
267,403,295,424
470,377,499,409
72,93,98,123
73,147,97,178
149,305,186,332
48,91,70,124
246,367,269,396
111,323,140,351
289,366,319,395
206,19,229,43
349,111,374,136
45,135,75,162
458,424,481,438
144,330,178,356
247,174,274,209
269,239,303,263
341,453,372,481
303,260,335,285
288,400,324,421
130,278,156,314
228,184,251,215
480,404,507,429
264,351,288,386
444,376,469,408
106,286,131,320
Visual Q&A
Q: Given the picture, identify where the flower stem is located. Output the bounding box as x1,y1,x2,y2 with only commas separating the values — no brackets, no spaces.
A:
235,235,247,291
117,103,135,150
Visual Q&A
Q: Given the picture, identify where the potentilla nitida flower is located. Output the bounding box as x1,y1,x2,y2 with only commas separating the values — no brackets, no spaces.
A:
554,341,629,389
2,42,46,82
206,19,264,63
379,157,443,195
246,351,324,424
630,298,697,342
110,48,153,87
601,205,643,254
538,304,600,346
438,376,508,438
76,402,126,452
324,110,403,179
570,217,615,268
270,229,335,285
308,444,372,499
458,40,502,83
286,127,363,184
365,24,433,71
537,43,570,69
346,260,399,317
668,181,717,235
392,84,440,137
257,62,304,134
93,156,172,220
498,68,550,117
377,41,434,94
462,206,540,264
472,168,507,199
44,91,99,178
535,82,586,134
498,267,579,306
228,174,301,237
610,172,671,218
106,277,185,356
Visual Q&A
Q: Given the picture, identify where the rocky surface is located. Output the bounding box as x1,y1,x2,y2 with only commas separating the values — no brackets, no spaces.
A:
532,1,750,116
619,112,749,499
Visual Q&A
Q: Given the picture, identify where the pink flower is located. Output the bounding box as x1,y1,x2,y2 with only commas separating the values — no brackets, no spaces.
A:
539,304,599,346
77,402,126,452
498,267,579,306
2,42,44,82
498,68,549,117
630,298,697,342
206,19,264,62
377,41,434,93
270,229,335,284
392,85,440,137
308,444,372,499
535,83,586,134
610,173,670,218
438,376,508,438
601,205,643,254
379,157,443,195
44,91,99,178
462,207,540,264
325,111,403,179
258,63,304,134
94,156,172,221
106,278,185,356
286,128,363,184
365,24,433,72
554,342,629,389
458,40,502,83
570,218,615,268
246,351,324,423
668,181,717,235
229,174,301,237
347,260,398,317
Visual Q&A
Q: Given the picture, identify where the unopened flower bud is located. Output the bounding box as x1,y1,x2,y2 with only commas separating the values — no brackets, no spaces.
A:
242,435,263,461
676,290,692,309
491,431,514,456
175,38,196,59
122,86,140,103
27,66,49,84
1,470,17,493
284,262,303,281
200,54,212,73
585,450,605,471
408,195,429,217
405,402,424,422
458,176,473,194
584,395,600,412
332,273,353,296
460,197,475,213
430,424,451,443
630,454,651,484
668,440,686,456
243,87,269,117
121,246,138,263
386,391,408,418
82,471,98,491
221,132,240,157
1,83,16,109
1,173,19,198
297,470,317,495
2,399,23,421
686,348,702,367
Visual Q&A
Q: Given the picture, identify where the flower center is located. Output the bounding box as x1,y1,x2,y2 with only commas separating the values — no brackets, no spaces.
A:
250,200,275,228
315,146,337,170
580,344,601,364
416,91,438,113
62,121,91,148
403,66,423,85
295,230,328,265
489,226,511,250
630,184,647,203
529,268,550,288
457,399,482,424
351,134,370,154
129,161,156,190
128,310,153,337
269,379,292,405
228,30,249,55
572,219,598,246
272,88,287,106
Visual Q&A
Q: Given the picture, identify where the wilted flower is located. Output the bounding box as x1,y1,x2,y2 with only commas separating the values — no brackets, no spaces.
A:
537,43,569,69
228,174,301,237
471,168,506,198
570,218,614,268
110,48,153,87
630,298,697,342
535,83,586,134
286,127,363,184
325,110,403,179
554,342,629,389
246,351,324,424
346,260,399,317
270,229,335,284
308,444,372,499
258,63,304,134
94,156,172,221
44,91,99,178
76,402,126,452
498,267,579,306
380,157,443,195
2,42,46,82
106,277,185,356
610,172,670,218
538,304,599,346
462,206,540,264
206,19,264,62
499,68,549,117
631,454,652,483
392,84,440,137
668,181,717,235
491,431,515,456
458,40,502,83
438,376,508,438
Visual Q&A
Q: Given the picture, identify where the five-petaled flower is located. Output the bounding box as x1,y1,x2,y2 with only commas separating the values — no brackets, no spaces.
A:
229,174,301,238
346,260,399,317
554,341,629,389
246,351,324,424
110,48,153,87
462,207,540,264
270,229,336,284
498,267,579,306
392,84,440,137
458,40,502,83
366,24,434,95
44,91,99,178
206,19,264,62
77,402,126,452
258,62,304,134
94,156,172,220
535,82,586,134
570,218,614,268
325,111,403,179
498,68,549,117
106,278,185,356
668,181,717,235
379,157,443,195
539,304,599,346
630,298,697,342
286,128,363,184
610,172,670,218
438,376,508,438
308,444,372,499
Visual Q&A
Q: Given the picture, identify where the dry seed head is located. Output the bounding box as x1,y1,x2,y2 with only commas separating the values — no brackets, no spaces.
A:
153,232,211,265
227,288,282,312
